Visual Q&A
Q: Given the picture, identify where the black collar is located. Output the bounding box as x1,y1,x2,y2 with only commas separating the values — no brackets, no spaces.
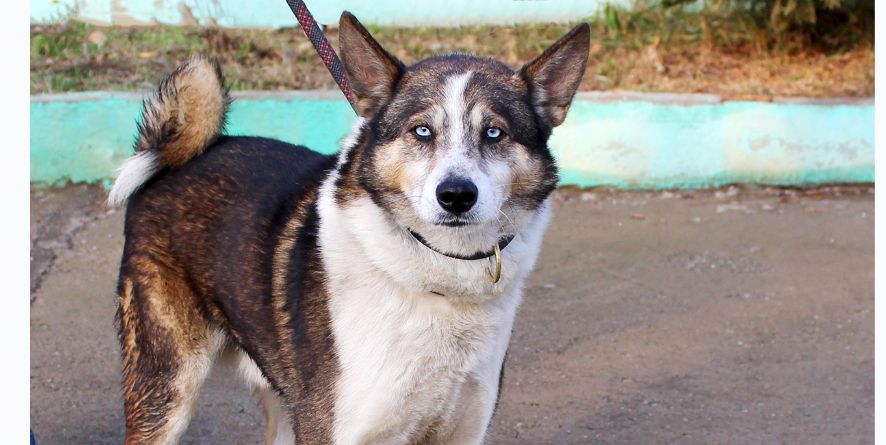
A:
407,229,515,261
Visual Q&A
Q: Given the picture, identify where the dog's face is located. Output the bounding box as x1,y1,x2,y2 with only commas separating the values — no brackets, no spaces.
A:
338,12,589,254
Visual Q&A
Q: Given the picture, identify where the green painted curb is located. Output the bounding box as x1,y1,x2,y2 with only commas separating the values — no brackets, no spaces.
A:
30,91,874,189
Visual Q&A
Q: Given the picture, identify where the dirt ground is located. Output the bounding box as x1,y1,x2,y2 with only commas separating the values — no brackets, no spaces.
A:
30,184,873,444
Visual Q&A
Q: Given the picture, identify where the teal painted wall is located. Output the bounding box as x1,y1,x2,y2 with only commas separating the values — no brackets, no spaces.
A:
30,92,874,189
31,95,140,185
551,99,874,188
30,92,356,186
31,0,618,27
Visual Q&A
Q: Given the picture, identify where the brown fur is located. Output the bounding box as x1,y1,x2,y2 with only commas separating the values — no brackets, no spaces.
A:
519,23,591,127
116,251,217,443
116,133,340,443
339,12,404,117
134,56,230,168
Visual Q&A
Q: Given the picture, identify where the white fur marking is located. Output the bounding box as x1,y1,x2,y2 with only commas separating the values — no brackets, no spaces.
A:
338,117,367,165
258,386,296,445
162,329,227,444
442,72,473,152
229,349,296,445
107,150,159,207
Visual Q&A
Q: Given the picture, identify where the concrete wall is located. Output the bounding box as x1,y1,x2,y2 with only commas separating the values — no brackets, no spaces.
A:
31,0,620,27
30,91,874,189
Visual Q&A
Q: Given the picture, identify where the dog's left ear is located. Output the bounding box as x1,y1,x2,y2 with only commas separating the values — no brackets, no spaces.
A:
339,11,404,117
518,23,590,127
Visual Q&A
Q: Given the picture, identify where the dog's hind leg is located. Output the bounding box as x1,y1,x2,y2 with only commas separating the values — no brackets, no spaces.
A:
116,257,225,444
256,386,296,445
223,347,295,445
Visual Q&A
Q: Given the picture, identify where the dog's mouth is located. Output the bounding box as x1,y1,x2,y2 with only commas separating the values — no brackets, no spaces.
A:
435,216,477,227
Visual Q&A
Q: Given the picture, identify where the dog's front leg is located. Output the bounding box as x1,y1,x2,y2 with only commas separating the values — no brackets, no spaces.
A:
433,376,500,445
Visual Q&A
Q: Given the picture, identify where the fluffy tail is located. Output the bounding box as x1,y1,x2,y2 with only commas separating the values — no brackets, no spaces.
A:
108,56,230,207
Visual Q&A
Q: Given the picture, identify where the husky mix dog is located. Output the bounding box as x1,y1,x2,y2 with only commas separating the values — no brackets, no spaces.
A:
108,12,589,445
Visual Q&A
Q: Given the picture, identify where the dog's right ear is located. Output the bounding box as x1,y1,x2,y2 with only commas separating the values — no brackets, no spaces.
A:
338,11,404,117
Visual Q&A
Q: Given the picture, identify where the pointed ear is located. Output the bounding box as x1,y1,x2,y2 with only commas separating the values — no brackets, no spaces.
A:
518,23,590,127
338,11,404,117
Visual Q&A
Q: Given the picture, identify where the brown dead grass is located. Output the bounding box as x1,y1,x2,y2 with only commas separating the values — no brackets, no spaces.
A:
586,41,874,99
30,21,873,100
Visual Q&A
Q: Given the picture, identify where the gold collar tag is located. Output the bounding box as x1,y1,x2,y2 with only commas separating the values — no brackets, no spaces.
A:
484,243,502,284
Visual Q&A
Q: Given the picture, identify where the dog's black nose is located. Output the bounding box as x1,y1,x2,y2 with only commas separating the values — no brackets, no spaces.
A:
436,178,478,214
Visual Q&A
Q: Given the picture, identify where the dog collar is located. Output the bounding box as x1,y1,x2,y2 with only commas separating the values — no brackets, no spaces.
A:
406,229,514,261
407,229,514,283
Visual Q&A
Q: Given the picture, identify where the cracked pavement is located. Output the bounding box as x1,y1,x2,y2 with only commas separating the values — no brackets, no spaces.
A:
30,184,873,444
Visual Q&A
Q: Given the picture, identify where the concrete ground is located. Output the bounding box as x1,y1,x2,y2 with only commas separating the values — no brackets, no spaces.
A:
30,184,873,445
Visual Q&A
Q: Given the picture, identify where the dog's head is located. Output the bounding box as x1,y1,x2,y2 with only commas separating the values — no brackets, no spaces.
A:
337,12,589,257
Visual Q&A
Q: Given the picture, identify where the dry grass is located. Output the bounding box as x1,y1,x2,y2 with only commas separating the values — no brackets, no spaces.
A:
586,40,874,99
30,17,873,100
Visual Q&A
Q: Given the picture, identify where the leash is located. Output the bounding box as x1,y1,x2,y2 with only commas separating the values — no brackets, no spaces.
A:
285,0,358,112
284,2,509,283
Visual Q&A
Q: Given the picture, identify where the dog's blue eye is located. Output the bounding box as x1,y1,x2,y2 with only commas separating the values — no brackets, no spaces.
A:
485,127,502,140
414,126,432,139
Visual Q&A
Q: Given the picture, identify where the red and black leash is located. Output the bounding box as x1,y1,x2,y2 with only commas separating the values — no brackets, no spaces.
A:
285,0,358,113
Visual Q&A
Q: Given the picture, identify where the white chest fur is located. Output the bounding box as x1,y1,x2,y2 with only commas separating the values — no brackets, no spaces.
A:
316,174,550,444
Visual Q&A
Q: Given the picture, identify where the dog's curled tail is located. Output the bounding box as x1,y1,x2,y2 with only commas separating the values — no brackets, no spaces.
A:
108,56,230,207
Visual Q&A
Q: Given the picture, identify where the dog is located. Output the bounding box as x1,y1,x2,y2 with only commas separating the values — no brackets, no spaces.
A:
108,12,589,445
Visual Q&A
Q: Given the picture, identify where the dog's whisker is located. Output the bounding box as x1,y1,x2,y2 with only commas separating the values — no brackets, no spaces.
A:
496,208,517,233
